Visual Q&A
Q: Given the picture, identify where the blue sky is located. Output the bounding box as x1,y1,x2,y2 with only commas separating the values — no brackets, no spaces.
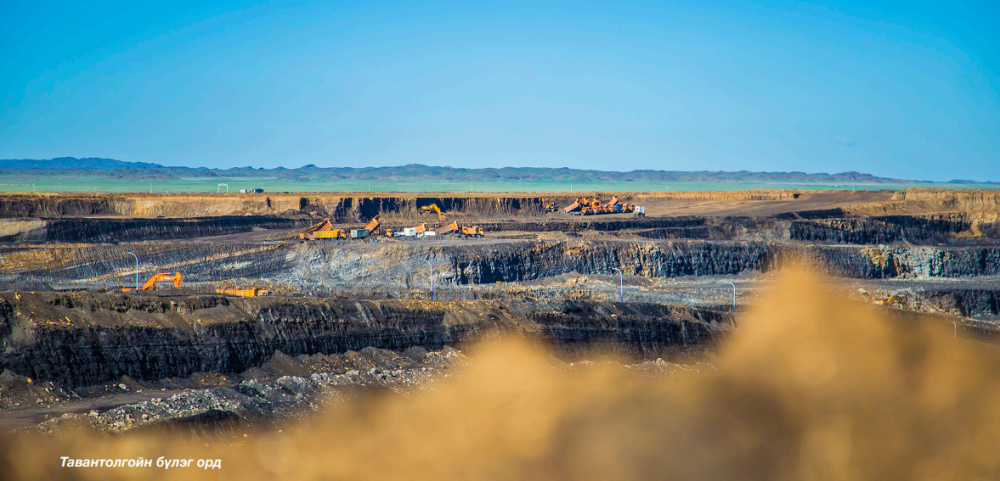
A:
1,0,997,180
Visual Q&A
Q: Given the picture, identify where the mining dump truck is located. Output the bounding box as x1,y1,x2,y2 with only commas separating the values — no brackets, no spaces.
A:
461,226,485,237
564,197,585,213
436,222,483,238
216,287,271,297
364,215,381,235
437,222,460,235
300,218,347,240
565,196,635,215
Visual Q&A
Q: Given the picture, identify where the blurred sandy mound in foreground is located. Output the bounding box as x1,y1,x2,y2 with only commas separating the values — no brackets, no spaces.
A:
5,268,1000,481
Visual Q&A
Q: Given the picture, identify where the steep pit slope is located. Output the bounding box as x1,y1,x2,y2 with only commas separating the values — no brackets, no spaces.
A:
0,216,313,243
0,189,942,221
2,240,998,293
0,292,729,388
2,189,996,246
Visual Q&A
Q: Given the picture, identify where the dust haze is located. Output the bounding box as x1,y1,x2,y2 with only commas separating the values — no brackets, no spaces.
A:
3,268,999,480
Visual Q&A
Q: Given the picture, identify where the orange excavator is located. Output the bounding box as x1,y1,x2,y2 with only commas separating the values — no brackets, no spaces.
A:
123,272,182,292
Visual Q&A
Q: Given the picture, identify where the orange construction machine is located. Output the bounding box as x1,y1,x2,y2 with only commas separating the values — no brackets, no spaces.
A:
123,272,182,292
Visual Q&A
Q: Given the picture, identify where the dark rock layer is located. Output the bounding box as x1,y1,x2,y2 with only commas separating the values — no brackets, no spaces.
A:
0,292,730,388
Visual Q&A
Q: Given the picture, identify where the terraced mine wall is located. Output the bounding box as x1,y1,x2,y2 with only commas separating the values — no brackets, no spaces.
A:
921,290,1000,319
0,190,844,220
0,216,313,243
847,189,1000,216
2,240,999,291
0,193,576,220
790,214,1000,245
1,215,791,244
445,242,1000,282
0,292,728,387
3,212,996,246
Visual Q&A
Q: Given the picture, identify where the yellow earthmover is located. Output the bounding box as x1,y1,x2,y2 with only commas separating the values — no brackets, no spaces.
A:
873,294,908,309
420,204,445,220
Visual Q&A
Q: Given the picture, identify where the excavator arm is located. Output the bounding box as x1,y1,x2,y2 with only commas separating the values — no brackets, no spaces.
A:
137,272,182,290
420,204,445,220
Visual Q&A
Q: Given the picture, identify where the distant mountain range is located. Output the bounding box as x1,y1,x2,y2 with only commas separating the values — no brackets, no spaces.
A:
0,157,166,170
0,157,993,184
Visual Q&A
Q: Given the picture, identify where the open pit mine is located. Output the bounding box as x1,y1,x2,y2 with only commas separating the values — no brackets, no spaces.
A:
0,188,998,435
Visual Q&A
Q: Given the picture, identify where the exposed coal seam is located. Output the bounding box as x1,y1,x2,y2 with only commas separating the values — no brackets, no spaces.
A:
0,294,729,388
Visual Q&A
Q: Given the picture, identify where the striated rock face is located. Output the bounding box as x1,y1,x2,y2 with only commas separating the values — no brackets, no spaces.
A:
0,292,730,388
2,212,995,246
850,189,1000,216
2,240,999,293
921,290,1000,319
0,191,807,219
789,214,1000,245
0,194,578,220
0,216,313,243
446,240,776,283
